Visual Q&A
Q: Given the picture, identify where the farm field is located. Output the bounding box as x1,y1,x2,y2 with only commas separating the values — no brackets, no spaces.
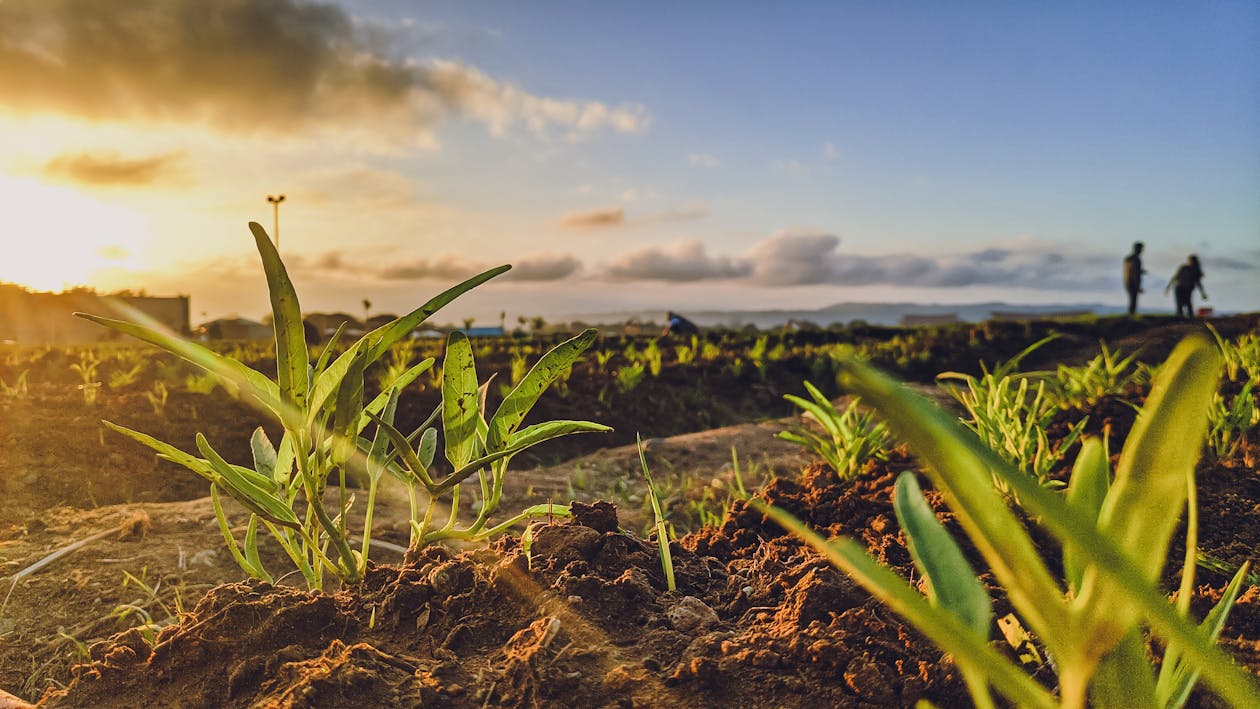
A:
1,312,1258,707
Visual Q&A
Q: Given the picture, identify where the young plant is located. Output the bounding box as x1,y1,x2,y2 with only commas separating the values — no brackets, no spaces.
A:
144,381,169,416
1206,380,1258,462
758,334,1260,708
616,362,646,392
368,328,610,549
1052,340,1143,408
637,435,676,591
78,222,506,589
777,381,890,480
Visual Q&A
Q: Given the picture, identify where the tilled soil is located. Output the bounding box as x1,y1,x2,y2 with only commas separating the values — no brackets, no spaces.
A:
30,448,1260,708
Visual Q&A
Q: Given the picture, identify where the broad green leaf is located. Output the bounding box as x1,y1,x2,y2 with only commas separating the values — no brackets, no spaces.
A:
1090,629,1157,708
1062,437,1110,594
443,331,480,468
754,500,1055,709
894,472,993,639
273,430,296,487
435,420,610,493
331,345,368,464
487,329,597,452
418,426,437,468
76,313,283,417
249,222,308,419
1076,334,1221,648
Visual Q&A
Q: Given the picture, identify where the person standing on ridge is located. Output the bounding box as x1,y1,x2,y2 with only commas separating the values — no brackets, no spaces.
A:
1165,254,1208,319
1123,241,1146,315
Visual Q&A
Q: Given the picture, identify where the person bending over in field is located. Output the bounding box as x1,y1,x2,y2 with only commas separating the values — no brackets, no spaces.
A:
662,311,699,336
1165,254,1207,319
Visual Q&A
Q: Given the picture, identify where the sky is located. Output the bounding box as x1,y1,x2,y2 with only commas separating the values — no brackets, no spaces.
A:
0,0,1256,324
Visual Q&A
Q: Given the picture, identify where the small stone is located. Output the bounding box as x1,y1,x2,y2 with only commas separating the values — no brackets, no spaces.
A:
667,596,720,633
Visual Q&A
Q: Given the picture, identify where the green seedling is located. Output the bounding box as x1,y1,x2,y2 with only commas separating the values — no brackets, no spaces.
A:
758,334,1260,708
1051,341,1143,408
1206,380,1258,461
778,381,890,480
368,327,609,549
78,222,510,589
637,434,676,592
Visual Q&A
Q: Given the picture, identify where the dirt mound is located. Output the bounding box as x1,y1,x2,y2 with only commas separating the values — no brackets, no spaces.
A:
40,472,976,708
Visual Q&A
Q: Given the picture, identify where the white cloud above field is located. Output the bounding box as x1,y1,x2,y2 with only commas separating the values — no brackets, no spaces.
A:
0,0,648,145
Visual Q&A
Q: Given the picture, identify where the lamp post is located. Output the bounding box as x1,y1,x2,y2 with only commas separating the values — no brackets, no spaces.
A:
266,194,286,251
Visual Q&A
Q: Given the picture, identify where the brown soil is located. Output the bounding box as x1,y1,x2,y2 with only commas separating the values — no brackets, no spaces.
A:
2,317,1258,707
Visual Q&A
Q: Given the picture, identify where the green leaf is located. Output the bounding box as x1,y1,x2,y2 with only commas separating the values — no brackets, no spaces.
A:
249,222,308,419
418,427,437,469
75,313,283,417
356,358,434,432
1076,334,1222,648
102,421,218,482
1157,561,1252,708
442,331,480,469
1062,437,1110,594
196,433,300,529
306,266,510,419
250,427,278,481
1090,629,1157,708
487,329,597,452
331,345,368,464
507,420,612,450
894,472,992,639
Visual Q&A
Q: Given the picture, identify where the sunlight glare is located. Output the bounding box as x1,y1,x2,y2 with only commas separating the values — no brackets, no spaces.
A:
0,174,149,291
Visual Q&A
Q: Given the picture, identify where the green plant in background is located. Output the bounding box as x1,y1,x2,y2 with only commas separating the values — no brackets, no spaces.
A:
1052,341,1143,408
939,336,1085,492
778,381,890,480
643,339,663,377
616,362,646,392
183,371,219,395
0,369,28,398
369,328,609,549
1207,324,1260,385
78,222,509,589
1206,380,1258,461
70,350,101,405
145,381,168,416
108,362,144,390
758,335,1259,708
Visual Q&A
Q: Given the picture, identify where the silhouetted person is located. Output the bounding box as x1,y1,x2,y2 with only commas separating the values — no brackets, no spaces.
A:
1123,241,1146,315
1165,255,1207,318
662,310,699,336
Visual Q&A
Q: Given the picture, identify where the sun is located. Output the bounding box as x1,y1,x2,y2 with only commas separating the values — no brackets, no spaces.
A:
0,173,149,292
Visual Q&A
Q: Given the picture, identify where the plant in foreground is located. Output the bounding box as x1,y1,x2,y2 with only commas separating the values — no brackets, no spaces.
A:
757,335,1260,708
636,434,676,591
777,381,890,480
78,222,605,590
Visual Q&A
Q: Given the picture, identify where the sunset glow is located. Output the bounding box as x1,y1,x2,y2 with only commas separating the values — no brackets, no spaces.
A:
0,173,149,291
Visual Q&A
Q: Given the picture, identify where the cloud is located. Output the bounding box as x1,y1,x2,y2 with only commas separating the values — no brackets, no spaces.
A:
504,253,581,281
688,153,720,168
377,255,482,281
605,241,750,282
0,0,649,143
41,150,186,186
300,166,426,209
556,203,709,230
557,206,625,229
599,230,1134,291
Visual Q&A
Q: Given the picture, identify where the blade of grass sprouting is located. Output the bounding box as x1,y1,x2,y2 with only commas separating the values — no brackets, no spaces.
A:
1062,437,1110,594
442,331,479,469
1076,334,1220,648
637,435,676,592
834,358,1069,646
1158,561,1251,709
249,222,308,419
75,313,283,416
754,500,1054,709
486,329,597,452
839,344,1260,707
306,265,510,418
893,472,992,639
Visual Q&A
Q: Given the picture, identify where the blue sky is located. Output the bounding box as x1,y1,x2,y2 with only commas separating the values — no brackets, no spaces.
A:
0,0,1255,322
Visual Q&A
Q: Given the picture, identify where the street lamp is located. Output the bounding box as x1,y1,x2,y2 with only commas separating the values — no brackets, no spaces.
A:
266,194,286,250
